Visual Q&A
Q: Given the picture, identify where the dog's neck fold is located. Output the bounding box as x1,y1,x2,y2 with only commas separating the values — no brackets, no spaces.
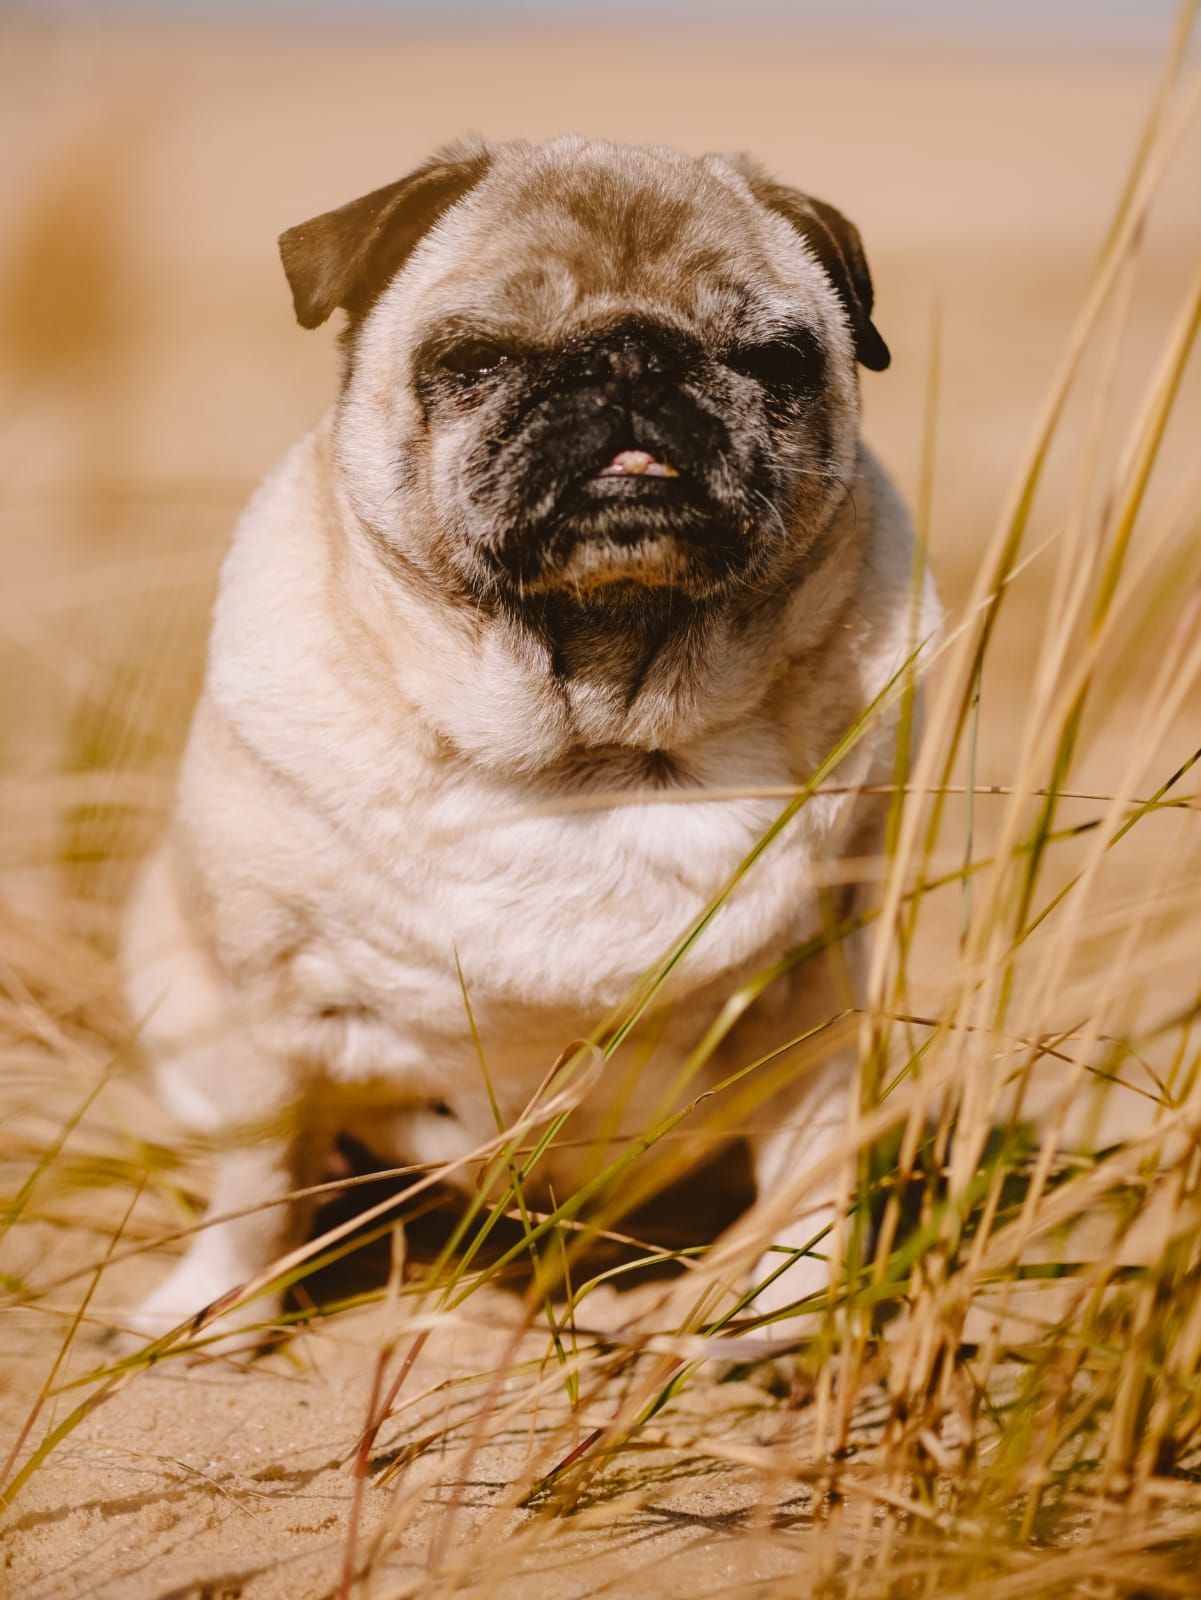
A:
330,459,863,778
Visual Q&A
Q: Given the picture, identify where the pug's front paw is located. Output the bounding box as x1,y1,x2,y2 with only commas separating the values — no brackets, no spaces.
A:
105,1261,283,1361
748,1244,832,1326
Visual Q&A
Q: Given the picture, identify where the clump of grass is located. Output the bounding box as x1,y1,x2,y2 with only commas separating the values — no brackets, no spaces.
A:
2,13,1201,1599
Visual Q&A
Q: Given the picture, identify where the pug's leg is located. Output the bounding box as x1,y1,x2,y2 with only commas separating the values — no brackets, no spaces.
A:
122,1137,313,1349
744,1061,853,1323
119,848,316,1351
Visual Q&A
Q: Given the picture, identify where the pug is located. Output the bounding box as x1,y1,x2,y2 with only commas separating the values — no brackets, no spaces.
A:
121,135,939,1347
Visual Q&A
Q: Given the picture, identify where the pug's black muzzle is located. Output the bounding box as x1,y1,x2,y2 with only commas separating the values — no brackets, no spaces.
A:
471,323,763,591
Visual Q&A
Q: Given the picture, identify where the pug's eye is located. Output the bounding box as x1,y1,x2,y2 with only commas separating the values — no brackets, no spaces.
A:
439,339,510,379
726,330,826,396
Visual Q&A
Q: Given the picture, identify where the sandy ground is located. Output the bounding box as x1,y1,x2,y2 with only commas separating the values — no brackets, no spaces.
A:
2,14,1200,1600
4,1285,819,1600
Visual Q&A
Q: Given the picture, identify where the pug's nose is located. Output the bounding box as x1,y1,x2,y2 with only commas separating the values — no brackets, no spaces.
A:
578,335,666,389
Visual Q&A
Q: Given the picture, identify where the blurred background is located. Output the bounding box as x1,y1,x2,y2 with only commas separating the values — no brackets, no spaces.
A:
1,0,1198,907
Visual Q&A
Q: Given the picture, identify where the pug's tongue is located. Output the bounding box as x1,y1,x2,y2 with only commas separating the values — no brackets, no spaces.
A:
596,448,679,479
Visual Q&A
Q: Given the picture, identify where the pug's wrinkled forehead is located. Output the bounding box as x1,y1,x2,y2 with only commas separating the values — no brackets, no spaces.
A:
280,135,889,378
395,142,835,354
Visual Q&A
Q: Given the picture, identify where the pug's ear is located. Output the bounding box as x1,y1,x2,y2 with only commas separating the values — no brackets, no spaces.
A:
726,156,891,372
279,139,493,329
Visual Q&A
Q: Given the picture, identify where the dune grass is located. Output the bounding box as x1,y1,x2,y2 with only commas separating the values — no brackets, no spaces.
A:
2,13,1201,1599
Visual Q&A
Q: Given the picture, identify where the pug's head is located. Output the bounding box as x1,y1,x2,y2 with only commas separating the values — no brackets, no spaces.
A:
280,136,889,624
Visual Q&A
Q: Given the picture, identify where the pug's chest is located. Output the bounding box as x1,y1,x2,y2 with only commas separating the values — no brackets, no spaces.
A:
275,805,835,1141
302,752,851,1058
